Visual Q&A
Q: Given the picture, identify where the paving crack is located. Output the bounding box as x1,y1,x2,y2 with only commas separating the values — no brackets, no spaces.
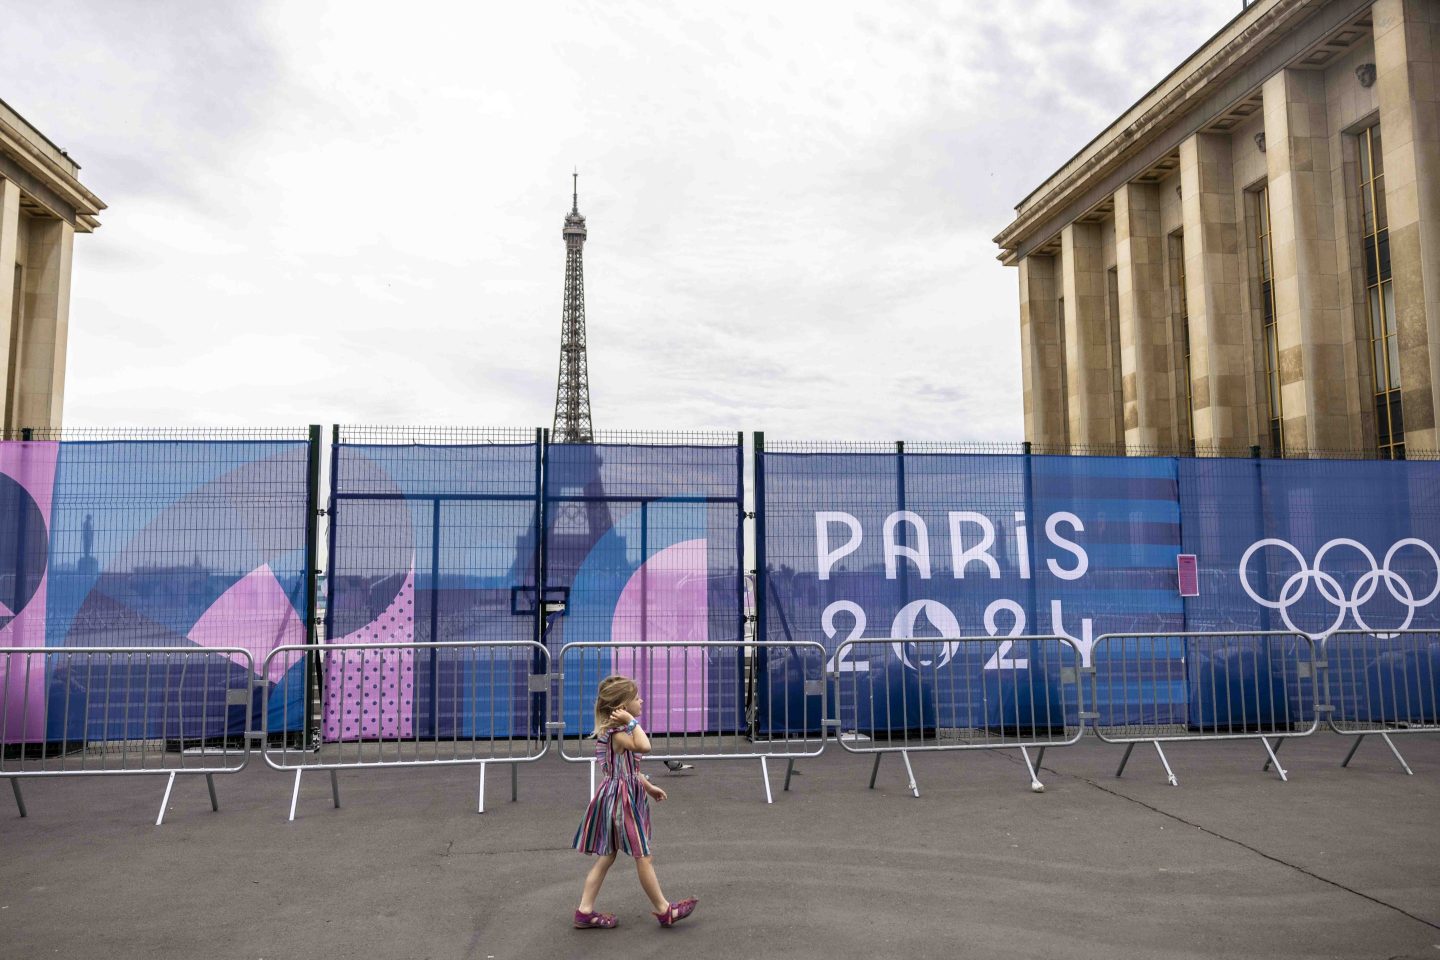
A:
1002,751,1440,934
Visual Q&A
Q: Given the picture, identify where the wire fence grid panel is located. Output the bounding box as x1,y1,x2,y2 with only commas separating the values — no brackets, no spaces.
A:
1,646,254,775
1324,630,1440,734
754,446,1184,734
557,641,826,761
1088,632,1320,741
329,429,543,741
1177,458,1440,638
0,432,314,747
544,435,745,740
262,642,550,770
830,636,1084,752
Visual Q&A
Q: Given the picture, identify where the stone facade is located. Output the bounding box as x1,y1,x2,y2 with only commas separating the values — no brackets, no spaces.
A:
0,99,103,434
995,0,1438,457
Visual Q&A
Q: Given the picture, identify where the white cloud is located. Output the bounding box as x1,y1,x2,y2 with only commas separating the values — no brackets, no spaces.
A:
2,0,1239,440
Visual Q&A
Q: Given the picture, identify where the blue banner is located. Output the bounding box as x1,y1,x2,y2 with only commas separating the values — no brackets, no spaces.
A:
758,451,1440,734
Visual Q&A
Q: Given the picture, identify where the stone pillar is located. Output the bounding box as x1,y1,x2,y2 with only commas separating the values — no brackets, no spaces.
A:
1263,68,1354,452
1374,0,1440,448
0,178,17,428
1060,221,1117,448
1115,181,1176,449
1180,132,1250,449
16,219,73,431
1019,254,1067,448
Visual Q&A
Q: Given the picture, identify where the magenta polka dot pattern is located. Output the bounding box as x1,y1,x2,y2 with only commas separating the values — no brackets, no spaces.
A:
322,567,416,741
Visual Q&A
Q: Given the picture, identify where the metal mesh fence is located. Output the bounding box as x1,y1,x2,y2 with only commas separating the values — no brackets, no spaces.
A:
544,432,745,738
0,430,314,747
327,428,542,742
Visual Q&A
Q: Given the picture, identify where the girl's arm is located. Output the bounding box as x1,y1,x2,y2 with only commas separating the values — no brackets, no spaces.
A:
609,710,652,754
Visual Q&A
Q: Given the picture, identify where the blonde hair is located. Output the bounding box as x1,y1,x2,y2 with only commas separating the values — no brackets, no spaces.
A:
593,674,638,737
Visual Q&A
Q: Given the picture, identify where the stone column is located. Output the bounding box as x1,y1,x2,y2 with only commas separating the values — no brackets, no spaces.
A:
1179,132,1250,450
0,178,17,426
1114,181,1176,449
1060,221,1117,448
1374,0,1440,448
1263,68,1354,452
1019,254,1067,448
16,219,73,431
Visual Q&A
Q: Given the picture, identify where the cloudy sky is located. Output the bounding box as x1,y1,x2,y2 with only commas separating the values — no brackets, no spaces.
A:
4,0,1241,441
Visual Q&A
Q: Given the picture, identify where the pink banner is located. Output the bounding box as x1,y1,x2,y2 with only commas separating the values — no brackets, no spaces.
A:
322,568,415,740
612,539,708,734
187,563,306,682
0,441,57,745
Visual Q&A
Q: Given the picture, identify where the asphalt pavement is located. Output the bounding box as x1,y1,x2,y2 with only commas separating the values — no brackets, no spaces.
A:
1,733,1437,960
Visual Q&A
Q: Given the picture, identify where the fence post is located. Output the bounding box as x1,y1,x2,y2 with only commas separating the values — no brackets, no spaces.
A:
750,432,766,737
532,427,547,741
1250,444,1273,632
305,425,323,749
1021,441,1038,636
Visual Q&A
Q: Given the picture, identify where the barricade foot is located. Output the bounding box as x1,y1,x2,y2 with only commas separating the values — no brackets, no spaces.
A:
1020,746,1045,793
1343,732,1415,776
1262,737,1285,772
10,778,26,818
206,773,219,812
478,762,487,814
1034,746,1046,769
901,750,919,798
783,758,795,792
1260,737,1287,782
1153,741,1178,787
868,753,882,790
1114,742,1136,779
156,771,177,827
1379,733,1414,776
288,768,303,822
1341,734,1364,767
330,769,341,808
760,756,773,805
511,762,519,802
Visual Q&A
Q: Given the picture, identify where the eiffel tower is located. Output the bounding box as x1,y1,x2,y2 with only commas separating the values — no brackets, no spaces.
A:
553,171,594,442
547,173,612,581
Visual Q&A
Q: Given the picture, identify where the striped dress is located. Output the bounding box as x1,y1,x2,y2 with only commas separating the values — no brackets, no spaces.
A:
572,728,653,858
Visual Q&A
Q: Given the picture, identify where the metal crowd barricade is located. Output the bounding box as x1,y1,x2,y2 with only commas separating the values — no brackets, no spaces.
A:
1087,631,1320,785
0,646,255,825
554,640,827,804
831,636,1084,796
1320,629,1439,776
262,640,550,821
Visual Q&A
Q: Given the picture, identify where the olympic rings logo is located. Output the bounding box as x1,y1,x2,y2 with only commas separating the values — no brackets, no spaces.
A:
1238,537,1440,637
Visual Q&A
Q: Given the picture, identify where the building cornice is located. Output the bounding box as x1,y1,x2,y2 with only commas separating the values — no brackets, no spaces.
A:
993,0,1322,265
0,100,105,232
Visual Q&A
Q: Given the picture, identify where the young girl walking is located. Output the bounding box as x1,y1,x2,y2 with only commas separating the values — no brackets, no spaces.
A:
572,674,698,929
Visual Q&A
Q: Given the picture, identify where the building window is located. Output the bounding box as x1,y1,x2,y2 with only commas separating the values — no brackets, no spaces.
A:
1171,232,1194,455
1357,124,1403,460
1256,185,1283,454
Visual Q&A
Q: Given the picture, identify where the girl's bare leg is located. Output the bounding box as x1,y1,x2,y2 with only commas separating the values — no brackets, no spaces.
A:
635,855,669,912
578,853,617,912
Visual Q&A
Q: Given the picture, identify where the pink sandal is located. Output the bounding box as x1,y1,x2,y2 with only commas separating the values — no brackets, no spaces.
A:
653,897,698,927
573,908,618,929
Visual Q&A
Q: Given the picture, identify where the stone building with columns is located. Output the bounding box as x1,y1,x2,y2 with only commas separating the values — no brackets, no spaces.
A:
994,0,1437,458
0,99,104,434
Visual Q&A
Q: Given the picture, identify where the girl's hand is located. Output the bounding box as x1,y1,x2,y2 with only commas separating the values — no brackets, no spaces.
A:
609,708,634,726
647,783,667,802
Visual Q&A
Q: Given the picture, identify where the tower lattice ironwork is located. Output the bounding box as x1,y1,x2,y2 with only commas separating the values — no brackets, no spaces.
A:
552,172,594,443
